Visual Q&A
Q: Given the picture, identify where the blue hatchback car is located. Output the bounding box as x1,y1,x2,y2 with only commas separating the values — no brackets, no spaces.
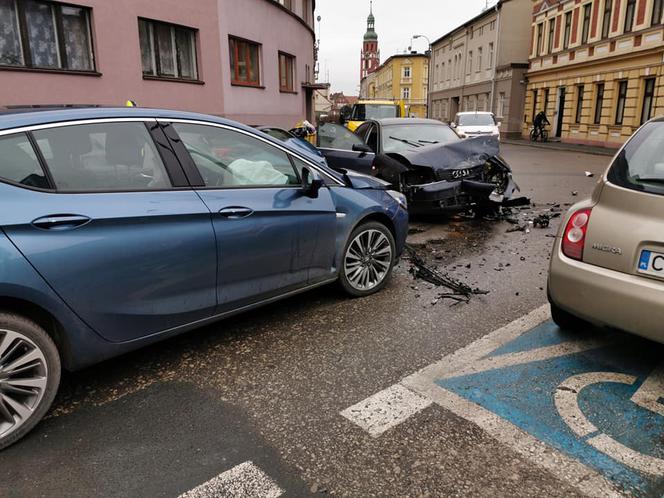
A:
0,108,408,449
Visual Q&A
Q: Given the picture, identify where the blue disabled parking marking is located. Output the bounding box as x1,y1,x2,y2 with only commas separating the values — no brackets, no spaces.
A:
488,320,577,357
436,320,664,497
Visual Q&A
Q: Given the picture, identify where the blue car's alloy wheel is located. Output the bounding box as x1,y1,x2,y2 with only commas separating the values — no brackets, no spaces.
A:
0,315,60,450
340,222,395,297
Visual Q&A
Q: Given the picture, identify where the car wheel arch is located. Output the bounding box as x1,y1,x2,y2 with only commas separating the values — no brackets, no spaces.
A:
353,211,396,241
0,297,71,370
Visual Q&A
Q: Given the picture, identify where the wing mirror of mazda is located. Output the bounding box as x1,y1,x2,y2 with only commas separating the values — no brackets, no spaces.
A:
301,167,324,198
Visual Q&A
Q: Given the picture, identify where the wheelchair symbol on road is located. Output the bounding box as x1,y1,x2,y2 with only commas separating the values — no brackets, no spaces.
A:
411,306,664,497
555,368,664,477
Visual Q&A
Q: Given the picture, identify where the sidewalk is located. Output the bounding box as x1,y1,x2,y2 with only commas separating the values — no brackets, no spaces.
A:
502,138,617,157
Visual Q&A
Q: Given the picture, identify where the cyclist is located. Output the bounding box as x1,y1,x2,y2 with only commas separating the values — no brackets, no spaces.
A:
533,111,550,141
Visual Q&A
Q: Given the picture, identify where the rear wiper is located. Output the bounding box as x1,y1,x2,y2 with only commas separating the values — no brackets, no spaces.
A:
389,136,422,147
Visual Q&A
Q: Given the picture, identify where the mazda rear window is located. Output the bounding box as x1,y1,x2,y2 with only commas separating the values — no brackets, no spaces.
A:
608,122,664,196
0,133,50,189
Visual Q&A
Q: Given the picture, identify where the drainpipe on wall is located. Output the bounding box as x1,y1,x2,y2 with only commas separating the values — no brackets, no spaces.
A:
489,2,502,115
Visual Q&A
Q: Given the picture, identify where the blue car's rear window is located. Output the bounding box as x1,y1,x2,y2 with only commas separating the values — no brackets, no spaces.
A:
0,133,50,189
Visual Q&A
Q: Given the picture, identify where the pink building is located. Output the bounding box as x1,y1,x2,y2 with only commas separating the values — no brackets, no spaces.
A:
0,0,319,128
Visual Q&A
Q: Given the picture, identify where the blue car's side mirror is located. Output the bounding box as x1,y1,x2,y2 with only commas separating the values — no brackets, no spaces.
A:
301,167,324,199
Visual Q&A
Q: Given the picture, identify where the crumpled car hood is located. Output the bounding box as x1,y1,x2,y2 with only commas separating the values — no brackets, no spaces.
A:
395,135,502,171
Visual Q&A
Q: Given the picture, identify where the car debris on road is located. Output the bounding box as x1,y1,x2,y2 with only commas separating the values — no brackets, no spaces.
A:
405,245,488,304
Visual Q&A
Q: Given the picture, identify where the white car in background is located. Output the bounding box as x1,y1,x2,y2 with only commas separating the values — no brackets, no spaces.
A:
452,112,501,140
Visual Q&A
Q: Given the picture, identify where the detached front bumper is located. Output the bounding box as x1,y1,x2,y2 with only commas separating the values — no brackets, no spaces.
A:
404,177,517,214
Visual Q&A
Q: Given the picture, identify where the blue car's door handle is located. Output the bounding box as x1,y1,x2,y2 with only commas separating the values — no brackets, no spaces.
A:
218,207,254,219
32,215,91,230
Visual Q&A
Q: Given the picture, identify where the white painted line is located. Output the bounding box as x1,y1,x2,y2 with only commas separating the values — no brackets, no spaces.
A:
340,383,433,437
555,371,664,477
178,461,284,498
631,362,664,417
555,372,637,437
340,305,624,497
589,434,664,477
424,385,622,498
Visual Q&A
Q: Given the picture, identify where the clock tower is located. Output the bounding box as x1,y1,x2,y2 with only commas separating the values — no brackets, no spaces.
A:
360,1,380,80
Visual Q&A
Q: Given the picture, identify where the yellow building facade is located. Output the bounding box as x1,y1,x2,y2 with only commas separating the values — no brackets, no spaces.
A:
524,0,664,148
361,53,429,118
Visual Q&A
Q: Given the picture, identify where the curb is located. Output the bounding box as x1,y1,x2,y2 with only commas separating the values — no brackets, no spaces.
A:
502,139,616,157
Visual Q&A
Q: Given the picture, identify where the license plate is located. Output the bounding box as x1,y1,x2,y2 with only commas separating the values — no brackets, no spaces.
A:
451,168,472,179
637,250,664,278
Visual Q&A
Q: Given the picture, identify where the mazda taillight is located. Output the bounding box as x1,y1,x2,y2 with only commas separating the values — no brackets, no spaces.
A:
562,208,592,261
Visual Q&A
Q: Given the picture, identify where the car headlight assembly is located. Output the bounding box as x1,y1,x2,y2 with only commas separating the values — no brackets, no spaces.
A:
387,190,408,209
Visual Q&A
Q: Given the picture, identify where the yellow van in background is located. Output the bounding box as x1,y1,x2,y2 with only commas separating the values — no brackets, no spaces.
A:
346,100,405,132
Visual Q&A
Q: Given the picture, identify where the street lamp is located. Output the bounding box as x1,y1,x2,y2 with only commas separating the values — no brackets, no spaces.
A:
413,35,432,118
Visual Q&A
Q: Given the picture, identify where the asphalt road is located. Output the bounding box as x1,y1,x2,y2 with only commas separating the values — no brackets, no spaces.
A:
0,144,626,497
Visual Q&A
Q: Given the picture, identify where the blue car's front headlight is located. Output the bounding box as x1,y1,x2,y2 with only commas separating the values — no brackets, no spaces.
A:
387,190,407,209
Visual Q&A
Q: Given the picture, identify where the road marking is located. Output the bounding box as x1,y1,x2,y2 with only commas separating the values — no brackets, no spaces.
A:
340,305,646,497
340,383,432,437
178,461,284,498
554,372,637,437
631,363,664,417
555,371,664,477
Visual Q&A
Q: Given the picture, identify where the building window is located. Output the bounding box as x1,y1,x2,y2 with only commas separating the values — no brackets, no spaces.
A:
548,19,556,53
229,37,261,86
602,0,613,37
403,66,411,78
594,83,605,124
532,89,538,122
139,19,198,80
498,92,506,117
490,20,496,30
536,23,544,55
278,52,295,92
624,0,636,32
276,0,292,10
652,0,663,25
301,0,311,23
575,85,584,123
615,80,628,124
0,0,94,71
401,87,410,100
543,88,550,113
581,3,592,44
488,42,494,69
467,51,472,75
641,78,656,124
563,12,572,49
477,47,483,72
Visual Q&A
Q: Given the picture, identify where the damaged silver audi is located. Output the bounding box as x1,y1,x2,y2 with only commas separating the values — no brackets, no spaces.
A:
317,118,526,215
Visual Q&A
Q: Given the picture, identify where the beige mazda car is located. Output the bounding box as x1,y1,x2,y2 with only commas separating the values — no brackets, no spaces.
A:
548,118,664,343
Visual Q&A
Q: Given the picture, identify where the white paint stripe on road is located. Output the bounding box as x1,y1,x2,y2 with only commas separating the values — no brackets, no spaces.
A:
178,461,284,498
631,362,664,417
554,372,637,437
423,382,623,498
340,305,623,497
554,371,664,477
340,383,433,437
589,434,664,477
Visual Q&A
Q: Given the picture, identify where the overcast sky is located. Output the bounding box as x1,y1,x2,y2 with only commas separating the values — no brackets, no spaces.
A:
315,0,498,95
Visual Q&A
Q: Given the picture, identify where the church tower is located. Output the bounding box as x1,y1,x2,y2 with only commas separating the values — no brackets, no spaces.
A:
360,1,380,80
